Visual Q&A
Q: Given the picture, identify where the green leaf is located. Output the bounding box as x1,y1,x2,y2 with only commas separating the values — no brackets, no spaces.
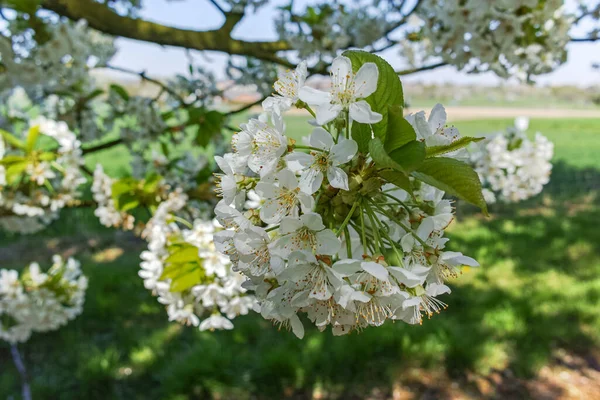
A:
351,122,372,154
26,125,40,153
165,245,200,265
110,84,130,102
343,50,404,141
369,138,405,173
385,105,416,152
0,129,26,150
379,170,412,194
388,141,425,173
194,110,225,147
38,152,57,162
160,243,207,293
425,136,484,158
0,155,27,166
111,178,139,211
412,157,488,214
84,89,105,102
6,161,28,185
143,174,162,194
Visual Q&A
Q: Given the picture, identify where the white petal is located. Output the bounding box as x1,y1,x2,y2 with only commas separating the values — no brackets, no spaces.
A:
298,86,331,106
280,216,303,234
361,261,389,281
277,168,299,190
353,62,379,98
214,155,233,175
326,166,349,191
426,283,451,296
299,168,323,194
255,181,277,198
331,56,352,89
286,151,314,172
332,259,362,277
309,127,334,151
289,314,305,339
349,101,382,124
260,199,288,224
316,230,341,255
428,103,447,132
315,104,343,126
300,212,325,231
297,192,314,213
416,217,434,242
330,139,358,165
388,266,428,288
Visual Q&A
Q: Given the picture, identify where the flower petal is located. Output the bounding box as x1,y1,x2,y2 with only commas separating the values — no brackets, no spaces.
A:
299,168,323,194
361,261,389,281
286,151,314,172
309,127,334,151
316,229,341,255
300,212,325,231
315,104,343,126
330,56,352,89
326,166,349,191
428,103,446,132
332,259,362,277
330,138,358,165
298,86,331,106
353,62,379,98
349,100,382,124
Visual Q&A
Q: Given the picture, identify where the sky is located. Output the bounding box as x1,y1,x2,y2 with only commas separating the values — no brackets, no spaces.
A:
108,0,600,86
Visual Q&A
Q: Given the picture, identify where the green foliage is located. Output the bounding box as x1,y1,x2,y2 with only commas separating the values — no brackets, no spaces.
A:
425,136,484,158
25,124,41,153
189,108,225,147
384,105,416,152
110,174,163,213
0,129,26,150
350,121,372,154
343,50,403,141
110,84,130,102
388,140,425,173
160,242,208,292
413,157,488,214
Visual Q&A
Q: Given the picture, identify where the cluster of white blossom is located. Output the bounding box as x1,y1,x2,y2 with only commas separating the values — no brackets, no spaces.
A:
0,20,115,98
415,0,573,80
0,256,88,343
276,4,390,60
214,56,480,337
0,117,86,234
139,192,257,331
108,91,167,146
91,164,136,230
471,118,554,204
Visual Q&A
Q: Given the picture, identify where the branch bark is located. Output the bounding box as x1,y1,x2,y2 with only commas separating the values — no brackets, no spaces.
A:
39,0,291,64
397,62,447,75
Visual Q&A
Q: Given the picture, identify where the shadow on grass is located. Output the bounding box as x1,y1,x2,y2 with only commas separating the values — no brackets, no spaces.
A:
1,169,600,399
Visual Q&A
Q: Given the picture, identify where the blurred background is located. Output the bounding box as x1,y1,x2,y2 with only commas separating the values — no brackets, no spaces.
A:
1,0,600,399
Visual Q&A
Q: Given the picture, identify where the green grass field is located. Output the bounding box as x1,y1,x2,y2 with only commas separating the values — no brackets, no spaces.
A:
1,117,600,399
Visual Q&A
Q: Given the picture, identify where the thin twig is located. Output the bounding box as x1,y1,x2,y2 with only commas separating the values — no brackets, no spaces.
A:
397,62,447,75
10,344,32,400
81,138,124,155
208,0,226,15
225,95,268,116
103,65,187,105
570,37,600,42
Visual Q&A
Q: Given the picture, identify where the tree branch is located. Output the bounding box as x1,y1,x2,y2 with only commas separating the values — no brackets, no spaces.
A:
570,37,600,42
225,95,268,116
103,64,188,105
397,62,447,75
39,0,291,65
82,138,124,155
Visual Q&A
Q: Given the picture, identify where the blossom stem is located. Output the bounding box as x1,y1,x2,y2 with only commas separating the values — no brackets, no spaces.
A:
363,202,382,254
369,200,428,247
345,110,350,140
344,226,352,257
265,225,280,232
336,201,359,236
10,344,32,400
294,145,324,152
172,215,193,229
381,192,411,210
